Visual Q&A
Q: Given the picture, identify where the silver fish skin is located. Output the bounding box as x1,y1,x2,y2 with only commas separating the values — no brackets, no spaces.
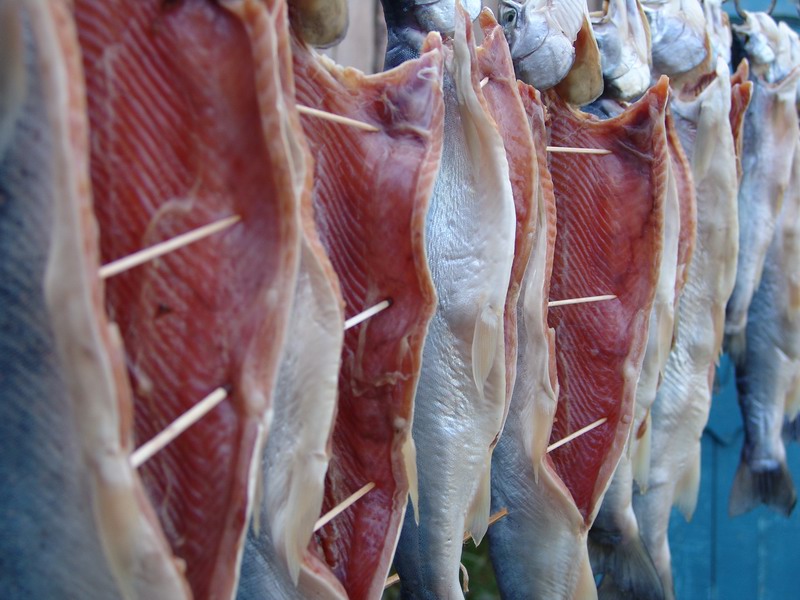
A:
592,0,652,100
642,0,708,80
2,1,190,598
393,8,516,599
728,138,800,518
634,59,738,600
725,16,800,360
498,0,586,90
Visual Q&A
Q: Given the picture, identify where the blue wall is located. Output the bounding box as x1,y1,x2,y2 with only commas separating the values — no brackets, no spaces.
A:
670,356,800,599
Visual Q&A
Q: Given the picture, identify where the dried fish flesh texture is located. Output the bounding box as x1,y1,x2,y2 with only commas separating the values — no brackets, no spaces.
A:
635,59,740,599
393,7,516,599
74,0,305,597
702,0,732,65
729,60,753,185
286,30,443,600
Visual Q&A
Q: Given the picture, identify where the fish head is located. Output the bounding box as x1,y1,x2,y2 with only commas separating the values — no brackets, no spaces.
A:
734,11,780,79
414,0,481,36
643,0,709,77
287,0,349,48
499,0,579,90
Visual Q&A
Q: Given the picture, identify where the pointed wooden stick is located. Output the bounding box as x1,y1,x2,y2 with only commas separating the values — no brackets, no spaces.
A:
344,299,392,330
479,77,489,88
296,104,380,133
131,386,229,469
547,417,608,454
314,482,376,532
100,215,241,279
460,562,470,593
546,145,611,155
384,507,509,589
548,294,616,308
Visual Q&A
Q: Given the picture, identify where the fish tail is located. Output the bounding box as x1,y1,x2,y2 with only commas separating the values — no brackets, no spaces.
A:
590,533,665,600
728,458,798,517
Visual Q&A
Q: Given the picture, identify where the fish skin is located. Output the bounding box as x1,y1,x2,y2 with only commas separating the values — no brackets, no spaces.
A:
75,0,305,597
498,0,586,91
393,7,516,599
0,3,122,598
289,31,443,600
634,59,739,599
702,0,732,66
728,138,800,518
592,0,652,101
725,19,800,361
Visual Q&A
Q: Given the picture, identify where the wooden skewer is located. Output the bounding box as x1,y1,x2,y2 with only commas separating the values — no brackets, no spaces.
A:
100,215,241,279
547,417,608,454
344,299,392,330
460,562,470,593
314,482,376,532
131,387,229,469
296,104,380,133
546,146,611,155
479,77,489,88
385,507,510,589
548,294,617,308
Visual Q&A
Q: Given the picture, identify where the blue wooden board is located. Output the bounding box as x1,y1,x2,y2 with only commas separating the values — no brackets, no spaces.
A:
670,356,800,600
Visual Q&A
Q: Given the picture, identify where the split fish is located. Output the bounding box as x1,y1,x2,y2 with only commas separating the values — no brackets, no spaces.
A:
283,28,443,600
634,58,740,600
725,12,800,361
701,0,731,65
492,78,669,600
591,0,652,101
1,1,189,598
74,0,306,597
728,136,800,518
392,5,517,598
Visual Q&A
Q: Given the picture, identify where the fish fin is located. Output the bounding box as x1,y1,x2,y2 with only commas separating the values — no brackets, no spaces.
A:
401,432,420,525
465,456,492,545
590,533,665,600
728,458,798,517
632,411,652,491
674,450,701,521
574,549,599,600
472,303,501,402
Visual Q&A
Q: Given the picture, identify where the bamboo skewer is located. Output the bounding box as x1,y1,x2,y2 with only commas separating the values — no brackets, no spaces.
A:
314,482,376,532
130,387,229,468
344,299,392,330
548,294,617,308
296,104,380,133
546,146,611,155
547,417,608,454
384,507,510,589
99,215,241,279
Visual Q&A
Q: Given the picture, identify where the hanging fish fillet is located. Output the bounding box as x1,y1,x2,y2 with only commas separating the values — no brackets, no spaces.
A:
634,59,740,599
491,78,668,600
280,30,443,600
702,0,731,65
475,8,538,447
238,76,345,600
728,137,800,518
591,0,652,101
74,0,305,597
725,13,800,361
642,0,711,86
392,6,516,598
1,2,188,598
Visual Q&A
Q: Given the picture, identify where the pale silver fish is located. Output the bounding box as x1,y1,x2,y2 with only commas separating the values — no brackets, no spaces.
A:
0,1,189,598
393,7,516,598
728,137,800,518
642,0,709,82
726,13,800,360
592,0,652,100
634,59,739,600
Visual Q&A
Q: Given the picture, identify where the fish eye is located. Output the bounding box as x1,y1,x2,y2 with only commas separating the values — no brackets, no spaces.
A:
500,8,517,26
